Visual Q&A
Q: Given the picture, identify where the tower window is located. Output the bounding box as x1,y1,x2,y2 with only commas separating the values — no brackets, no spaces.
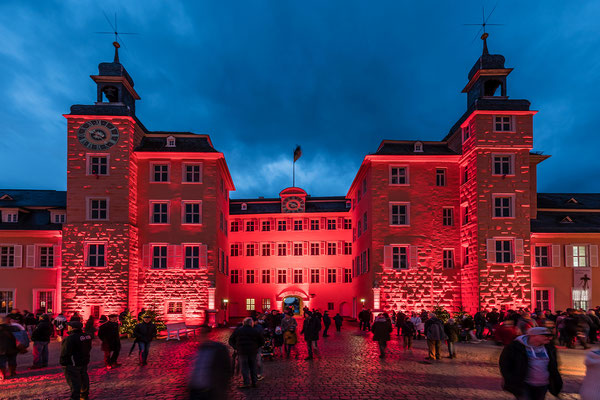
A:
102,85,119,103
436,169,446,187
484,79,502,97
493,155,514,175
88,155,109,175
494,116,513,132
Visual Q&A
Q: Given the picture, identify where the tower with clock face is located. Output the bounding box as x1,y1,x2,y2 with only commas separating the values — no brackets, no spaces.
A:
61,45,144,318
280,187,307,213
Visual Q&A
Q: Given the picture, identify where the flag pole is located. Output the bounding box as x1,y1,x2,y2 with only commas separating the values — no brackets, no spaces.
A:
293,158,295,187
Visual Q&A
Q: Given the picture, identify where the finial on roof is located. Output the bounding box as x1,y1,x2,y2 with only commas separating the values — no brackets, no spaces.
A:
481,32,489,56
113,41,120,63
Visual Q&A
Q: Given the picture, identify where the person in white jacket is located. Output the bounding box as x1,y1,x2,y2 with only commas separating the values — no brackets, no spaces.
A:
580,349,600,400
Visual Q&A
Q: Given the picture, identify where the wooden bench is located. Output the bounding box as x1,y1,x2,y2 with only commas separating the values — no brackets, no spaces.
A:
165,322,197,341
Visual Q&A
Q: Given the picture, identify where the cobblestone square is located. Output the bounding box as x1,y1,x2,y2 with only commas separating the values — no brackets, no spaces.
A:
0,321,588,400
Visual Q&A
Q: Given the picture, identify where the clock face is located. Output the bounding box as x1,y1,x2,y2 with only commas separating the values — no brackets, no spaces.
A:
282,196,305,213
77,120,120,150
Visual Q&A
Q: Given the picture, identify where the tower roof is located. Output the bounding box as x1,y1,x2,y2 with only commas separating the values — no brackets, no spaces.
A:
467,34,508,81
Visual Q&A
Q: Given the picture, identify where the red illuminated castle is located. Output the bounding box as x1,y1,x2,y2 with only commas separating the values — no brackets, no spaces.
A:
1,39,599,324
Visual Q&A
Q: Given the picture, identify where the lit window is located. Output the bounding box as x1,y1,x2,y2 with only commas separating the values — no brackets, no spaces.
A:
436,169,446,187
87,243,105,267
184,245,200,269
278,269,287,284
573,289,589,310
327,242,337,256
152,164,169,182
278,243,286,256
39,246,54,268
152,245,167,269
494,196,513,218
151,202,168,224
278,220,287,231
35,290,55,314
310,219,319,230
494,116,513,132
390,203,409,226
390,167,408,185
89,198,108,220
293,269,303,284
167,301,183,314
262,298,271,311
573,245,587,267
443,208,453,226
327,268,337,283
495,240,512,264
261,243,271,256
88,155,108,175
310,269,320,283
246,298,255,311
443,249,454,269
246,270,255,284
262,269,271,284
183,202,202,224
392,246,408,269
183,164,202,183
230,270,239,284
535,246,549,267
493,155,513,175
0,290,14,314
0,246,16,267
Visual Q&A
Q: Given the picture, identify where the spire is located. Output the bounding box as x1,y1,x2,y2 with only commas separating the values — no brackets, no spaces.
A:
481,32,489,56
113,41,120,63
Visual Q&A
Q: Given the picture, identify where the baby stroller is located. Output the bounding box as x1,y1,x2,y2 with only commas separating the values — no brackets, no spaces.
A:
261,328,275,361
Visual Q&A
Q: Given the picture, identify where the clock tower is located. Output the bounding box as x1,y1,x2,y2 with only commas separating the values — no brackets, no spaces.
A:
61,42,144,318
280,187,307,213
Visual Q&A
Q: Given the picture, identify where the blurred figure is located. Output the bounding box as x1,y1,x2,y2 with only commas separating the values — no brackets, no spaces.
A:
580,348,600,400
0,315,19,380
30,314,53,369
54,313,68,340
424,313,446,360
371,313,392,358
84,316,96,339
283,326,298,358
98,314,121,369
444,318,460,359
189,340,232,400
333,313,343,332
494,320,520,346
133,314,157,366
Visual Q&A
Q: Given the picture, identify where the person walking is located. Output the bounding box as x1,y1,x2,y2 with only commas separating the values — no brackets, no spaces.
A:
133,314,157,366
499,326,562,400
333,313,343,332
444,318,460,359
283,326,298,358
371,313,393,358
228,317,264,389
580,348,600,400
98,314,121,369
322,311,331,337
0,316,19,380
30,314,53,369
410,313,422,339
84,316,96,340
424,313,446,361
300,312,320,360
59,321,92,400
401,318,416,350
280,312,297,333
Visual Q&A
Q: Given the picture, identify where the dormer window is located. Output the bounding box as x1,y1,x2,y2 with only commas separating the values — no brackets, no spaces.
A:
560,216,574,224
567,198,579,205
166,136,176,148
2,210,18,223
0,194,13,201
50,210,66,224
414,142,423,152
241,203,247,211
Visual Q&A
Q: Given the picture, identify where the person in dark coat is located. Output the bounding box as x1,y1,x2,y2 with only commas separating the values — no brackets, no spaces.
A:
84,316,96,339
0,316,19,380
228,317,264,388
98,314,121,369
300,312,320,360
444,318,460,359
424,313,447,360
189,340,232,400
24,311,37,335
59,321,92,400
333,313,343,332
322,311,332,337
401,318,416,350
499,326,562,399
30,314,53,368
371,314,393,357
133,314,157,366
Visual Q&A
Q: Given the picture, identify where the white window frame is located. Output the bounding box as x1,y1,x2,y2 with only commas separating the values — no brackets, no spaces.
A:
0,289,16,315
150,162,171,183
32,289,56,314
533,288,554,312
277,269,287,284
182,162,203,184
389,202,410,226
181,201,202,225
572,288,590,310
85,242,106,267
87,197,109,221
0,245,18,268
246,298,255,311
38,245,55,268
389,165,409,186
86,153,110,176
1,209,18,223
183,244,201,269
293,269,303,284
573,245,588,267
50,210,66,224
149,201,170,225
166,300,184,315
492,154,515,176
534,245,551,268
165,136,176,148
493,115,514,132
492,194,515,219
391,245,409,270
495,239,513,264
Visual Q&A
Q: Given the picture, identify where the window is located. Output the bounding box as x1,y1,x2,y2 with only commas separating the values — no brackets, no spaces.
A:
344,218,352,229
167,301,183,314
262,220,271,232
310,269,320,283
344,268,352,283
278,243,287,256
463,205,470,225
328,302,335,311
262,298,271,311
246,298,255,311
230,220,239,232
89,198,108,220
535,289,551,312
573,245,587,267
463,246,469,265
184,245,200,269
463,168,469,184
278,269,287,284
220,213,225,232
495,240,512,263
535,246,550,267
246,220,255,232
293,269,303,284
166,136,176,147
493,155,514,175
183,163,202,183
327,219,336,230
443,208,453,226
494,196,513,218
246,270,255,284
151,202,169,224
262,269,271,284
0,290,14,314
278,220,287,231
327,268,337,283
363,212,368,231
390,203,409,226
39,246,54,268
230,243,240,257
88,155,108,175
494,115,513,132
414,142,423,152
35,290,55,314
436,169,446,187
294,220,303,231
2,211,18,223
344,242,352,255
183,202,202,224
230,270,239,284
245,243,255,257
0,246,15,267
310,242,319,256
357,220,362,237
87,243,105,267
327,242,337,256
152,164,169,182
390,166,408,185
362,178,368,195
443,249,454,269
573,289,589,310
52,211,66,224
293,243,303,256
392,246,408,269
462,125,470,142
310,219,319,230
152,245,167,269
261,243,271,257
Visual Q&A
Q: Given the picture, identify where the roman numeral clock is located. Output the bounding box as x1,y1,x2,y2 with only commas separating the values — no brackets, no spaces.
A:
77,120,120,150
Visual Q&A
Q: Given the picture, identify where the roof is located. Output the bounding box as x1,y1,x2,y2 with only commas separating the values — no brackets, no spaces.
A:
537,193,600,210
531,212,600,233
374,140,459,156
230,196,349,215
0,190,66,208
135,134,217,153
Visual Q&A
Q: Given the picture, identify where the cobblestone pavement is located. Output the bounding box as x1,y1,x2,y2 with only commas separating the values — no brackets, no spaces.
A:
0,321,588,400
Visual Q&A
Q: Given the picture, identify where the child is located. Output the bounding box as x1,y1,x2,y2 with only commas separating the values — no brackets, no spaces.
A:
283,326,298,358
273,326,284,356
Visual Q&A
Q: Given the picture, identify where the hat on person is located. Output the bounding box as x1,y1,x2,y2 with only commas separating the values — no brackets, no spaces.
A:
107,314,118,319
69,321,83,329
527,327,552,336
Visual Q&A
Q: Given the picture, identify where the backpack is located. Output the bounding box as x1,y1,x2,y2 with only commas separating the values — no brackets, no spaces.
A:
13,329,30,350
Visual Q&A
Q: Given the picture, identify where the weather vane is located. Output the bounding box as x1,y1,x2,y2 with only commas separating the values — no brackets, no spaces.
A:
464,3,504,53
95,12,137,63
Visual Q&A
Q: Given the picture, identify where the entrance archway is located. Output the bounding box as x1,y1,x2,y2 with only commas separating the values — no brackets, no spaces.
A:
283,296,303,315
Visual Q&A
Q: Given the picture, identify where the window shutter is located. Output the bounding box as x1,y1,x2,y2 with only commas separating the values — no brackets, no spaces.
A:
515,239,524,264
199,203,203,225
321,217,326,227
409,246,418,269
12,245,22,267
320,241,326,255
551,245,561,267
337,241,343,255
26,245,35,268
271,242,276,255
590,245,599,267
337,268,343,283
287,268,292,283
486,239,495,263
337,217,343,230
167,245,176,269
384,246,392,268
303,268,309,283
320,267,326,282
303,242,309,256
287,218,293,228
143,244,150,268
270,268,275,282
352,258,356,276
53,244,61,268
303,218,309,230
200,244,208,267
287,242,292,256
565,245,574,267
239,219,245,232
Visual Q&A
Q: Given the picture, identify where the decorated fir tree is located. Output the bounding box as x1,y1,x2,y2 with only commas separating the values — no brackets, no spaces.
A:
119,311,138,337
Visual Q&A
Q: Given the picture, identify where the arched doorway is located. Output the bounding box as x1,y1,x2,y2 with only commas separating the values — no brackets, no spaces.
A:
340,301,350,317
283,296,303,315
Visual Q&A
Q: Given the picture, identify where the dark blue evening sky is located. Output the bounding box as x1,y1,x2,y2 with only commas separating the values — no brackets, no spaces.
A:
1,1,599,197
